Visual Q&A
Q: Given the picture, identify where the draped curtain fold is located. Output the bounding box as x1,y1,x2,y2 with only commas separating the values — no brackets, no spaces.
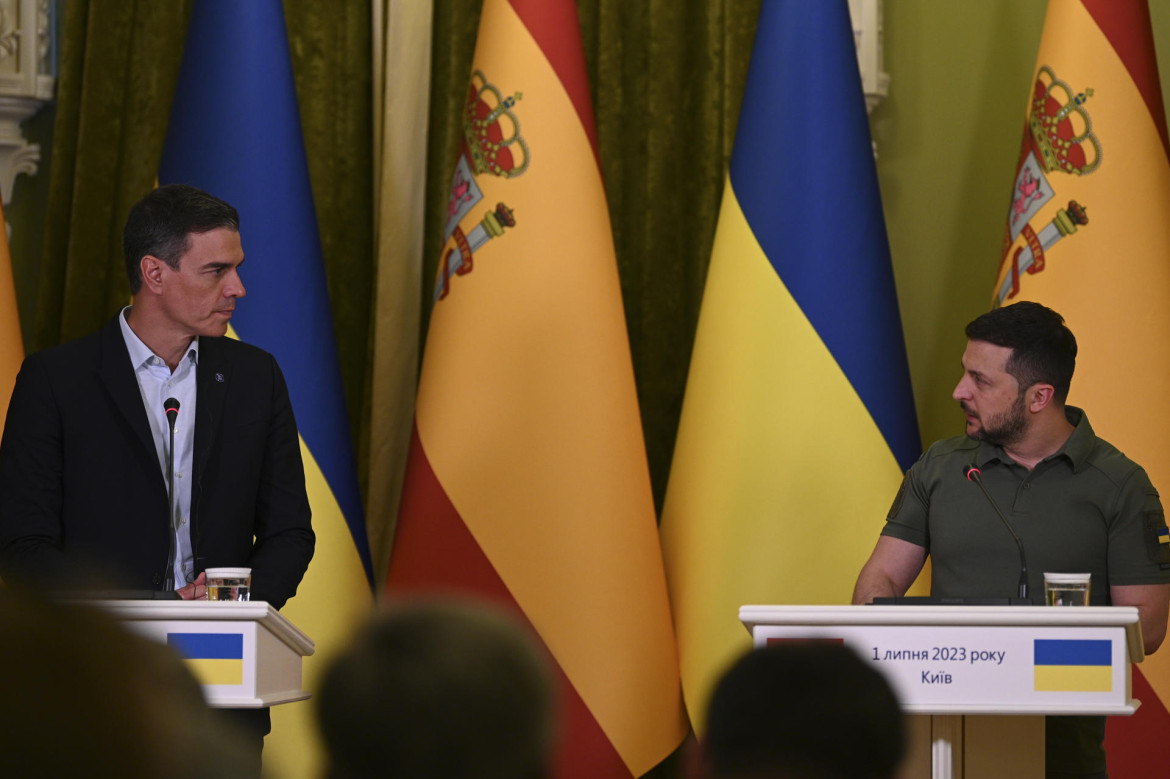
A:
35,1,191,352
366,0,433,584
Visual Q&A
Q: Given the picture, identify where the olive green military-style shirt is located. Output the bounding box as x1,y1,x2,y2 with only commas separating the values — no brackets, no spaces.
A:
883,407,1170,600
880,406,1170,775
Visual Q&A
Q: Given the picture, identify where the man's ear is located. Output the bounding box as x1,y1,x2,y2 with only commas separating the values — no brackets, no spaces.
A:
1027,383,1056,413
139,255,166,294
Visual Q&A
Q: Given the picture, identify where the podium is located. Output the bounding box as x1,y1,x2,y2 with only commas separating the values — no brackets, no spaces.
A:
88,600,315,708
740,605,1144,779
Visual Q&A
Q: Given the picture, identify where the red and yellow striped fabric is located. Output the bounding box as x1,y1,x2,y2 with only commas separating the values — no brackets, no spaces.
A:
385,1,687,776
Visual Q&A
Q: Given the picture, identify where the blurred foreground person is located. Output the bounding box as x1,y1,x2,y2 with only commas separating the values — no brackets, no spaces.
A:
698,642,904,779
316,598,555,779
0,588,255,778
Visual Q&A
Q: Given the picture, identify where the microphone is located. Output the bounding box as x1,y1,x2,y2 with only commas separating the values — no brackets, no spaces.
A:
965,465,1029,600
163,398,180,592
164,397,180,426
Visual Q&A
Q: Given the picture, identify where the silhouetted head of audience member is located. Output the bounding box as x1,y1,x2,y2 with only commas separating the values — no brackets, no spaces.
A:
0,588,255,778
315,597,556,779
701,642,904,779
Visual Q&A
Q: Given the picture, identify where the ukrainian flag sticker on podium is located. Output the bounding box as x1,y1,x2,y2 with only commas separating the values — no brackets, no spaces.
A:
167,632,245,687
1034,639,1113,693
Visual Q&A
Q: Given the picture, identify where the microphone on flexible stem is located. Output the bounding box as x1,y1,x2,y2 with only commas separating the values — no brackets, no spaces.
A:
163,398,180,592
965,465,1029,600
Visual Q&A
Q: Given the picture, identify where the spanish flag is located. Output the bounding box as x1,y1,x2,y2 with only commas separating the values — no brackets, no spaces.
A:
385,0,687,775
992,2,1170,774
159,1,374,775
659,0,922,731
0,198,21,440
0,197,26,588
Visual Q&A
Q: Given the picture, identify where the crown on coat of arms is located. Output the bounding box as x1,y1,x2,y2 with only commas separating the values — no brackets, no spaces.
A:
463,70,530,178
1028,65,1101,176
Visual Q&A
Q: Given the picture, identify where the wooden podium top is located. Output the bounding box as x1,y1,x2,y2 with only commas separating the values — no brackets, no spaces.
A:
82,599,315,708
84,600,315,658
87,598,315,655
740,605,1143,661
739,605,1143,716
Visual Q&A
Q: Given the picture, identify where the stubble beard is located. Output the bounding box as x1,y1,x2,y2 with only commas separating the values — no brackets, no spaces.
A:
963,391,1028,447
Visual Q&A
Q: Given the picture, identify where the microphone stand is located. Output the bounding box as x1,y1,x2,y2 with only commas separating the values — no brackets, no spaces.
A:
965,466,1029,600
163,398,181,592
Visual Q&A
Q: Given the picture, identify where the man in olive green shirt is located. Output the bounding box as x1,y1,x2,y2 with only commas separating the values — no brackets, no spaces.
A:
853,302,1170,778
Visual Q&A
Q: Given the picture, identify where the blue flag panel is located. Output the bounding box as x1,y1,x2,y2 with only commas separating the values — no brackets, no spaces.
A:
159,0,372,584
729,0,920,470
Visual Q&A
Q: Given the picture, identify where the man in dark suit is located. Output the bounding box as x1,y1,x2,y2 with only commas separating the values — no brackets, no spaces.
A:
0,185,315,769
0,183,314,607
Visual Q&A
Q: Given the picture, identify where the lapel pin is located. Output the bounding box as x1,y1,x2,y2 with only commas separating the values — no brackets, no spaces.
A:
215,373,225,383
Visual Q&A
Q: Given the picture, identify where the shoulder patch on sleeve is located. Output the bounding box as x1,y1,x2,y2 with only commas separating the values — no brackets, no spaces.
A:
1143,508,1170,565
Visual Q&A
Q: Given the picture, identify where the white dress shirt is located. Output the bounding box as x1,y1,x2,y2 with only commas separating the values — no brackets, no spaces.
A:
118,307,199,588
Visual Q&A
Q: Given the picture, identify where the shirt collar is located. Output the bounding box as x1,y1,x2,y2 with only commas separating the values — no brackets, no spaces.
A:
1051,406,1093,472
973,405,1093,472
118,306,199,370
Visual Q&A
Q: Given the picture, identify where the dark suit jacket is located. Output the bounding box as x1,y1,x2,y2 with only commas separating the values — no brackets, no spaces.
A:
0,314,314,608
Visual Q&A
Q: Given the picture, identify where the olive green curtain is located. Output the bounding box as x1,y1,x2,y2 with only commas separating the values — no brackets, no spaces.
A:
424,0,761,511
35,1,191,352
34,0,373,458
282,2,374,461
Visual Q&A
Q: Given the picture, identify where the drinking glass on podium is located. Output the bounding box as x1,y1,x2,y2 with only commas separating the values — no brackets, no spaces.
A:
205,568,252,602
1043,572,1090,606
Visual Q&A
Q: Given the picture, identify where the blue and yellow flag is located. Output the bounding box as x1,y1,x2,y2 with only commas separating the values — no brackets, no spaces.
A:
659,0,922,730
1034,639,1113,692
168,632,245,687
159,1,373,774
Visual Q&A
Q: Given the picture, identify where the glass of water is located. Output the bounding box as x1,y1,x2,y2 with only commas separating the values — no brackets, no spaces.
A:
1043,572,1090,606
204,567,252,602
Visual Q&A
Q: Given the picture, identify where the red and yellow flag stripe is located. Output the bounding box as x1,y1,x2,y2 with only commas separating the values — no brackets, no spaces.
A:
387,1,686,775
0,198,22,441
994,3,1170,773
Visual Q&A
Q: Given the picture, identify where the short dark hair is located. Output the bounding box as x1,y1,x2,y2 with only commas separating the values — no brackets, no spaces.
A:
122,184,240,294
965,301,1077,403
316,599,554,779
705,643,904,779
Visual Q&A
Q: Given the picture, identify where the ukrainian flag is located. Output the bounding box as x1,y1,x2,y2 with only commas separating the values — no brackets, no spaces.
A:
1034,639,1113,692
167,632,244,687
159,1,373,775
659,0,922,731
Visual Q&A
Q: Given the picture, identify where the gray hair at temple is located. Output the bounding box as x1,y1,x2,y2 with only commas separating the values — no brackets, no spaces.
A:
123,184,240,294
